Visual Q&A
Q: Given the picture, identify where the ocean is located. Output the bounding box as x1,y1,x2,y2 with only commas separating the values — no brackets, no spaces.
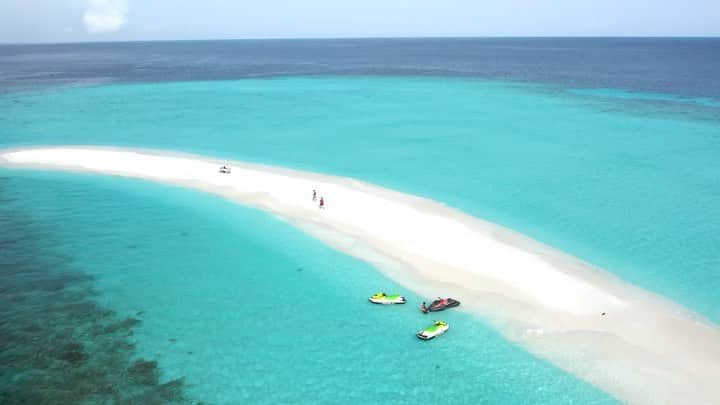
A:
1,38,719,403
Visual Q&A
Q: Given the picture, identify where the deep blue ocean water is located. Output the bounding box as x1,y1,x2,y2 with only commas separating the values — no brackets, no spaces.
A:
1,38,719,403
2,38,720,99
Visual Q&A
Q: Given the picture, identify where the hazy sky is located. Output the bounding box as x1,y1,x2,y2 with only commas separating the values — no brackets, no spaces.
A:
1,0,719,43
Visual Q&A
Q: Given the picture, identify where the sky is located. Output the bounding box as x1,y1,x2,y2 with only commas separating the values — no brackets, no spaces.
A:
1,0,719,43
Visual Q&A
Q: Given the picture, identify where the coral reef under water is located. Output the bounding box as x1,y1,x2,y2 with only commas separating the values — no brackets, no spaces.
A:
0,178,193,404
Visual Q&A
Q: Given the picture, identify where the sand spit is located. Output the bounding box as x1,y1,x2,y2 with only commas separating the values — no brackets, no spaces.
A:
2,146,719,404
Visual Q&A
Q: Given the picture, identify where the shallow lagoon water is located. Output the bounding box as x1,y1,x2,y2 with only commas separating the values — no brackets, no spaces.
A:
1,38,719,400
2,32,720,404
0,171,614,403
2,76,719,323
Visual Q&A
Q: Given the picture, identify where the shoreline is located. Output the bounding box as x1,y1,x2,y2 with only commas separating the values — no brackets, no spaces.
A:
2,146,719,404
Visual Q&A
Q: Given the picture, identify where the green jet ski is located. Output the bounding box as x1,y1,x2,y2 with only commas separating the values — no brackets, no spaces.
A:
369,292,407,305
416,320,449,340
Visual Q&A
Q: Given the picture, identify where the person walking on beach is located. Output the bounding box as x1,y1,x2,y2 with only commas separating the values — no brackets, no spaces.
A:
319,197,325,209
312,189,317,201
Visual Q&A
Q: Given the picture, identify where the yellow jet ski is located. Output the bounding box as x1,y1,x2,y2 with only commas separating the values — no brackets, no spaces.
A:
368,292,407,305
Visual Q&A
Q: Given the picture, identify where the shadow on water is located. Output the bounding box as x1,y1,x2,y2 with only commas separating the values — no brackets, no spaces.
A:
0,180,195,404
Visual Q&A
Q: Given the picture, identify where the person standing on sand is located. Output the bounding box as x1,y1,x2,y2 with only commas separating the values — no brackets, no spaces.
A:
312,189,317,201
319,197,325,209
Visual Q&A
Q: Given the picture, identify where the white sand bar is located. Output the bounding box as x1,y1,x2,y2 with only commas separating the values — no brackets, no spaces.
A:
2,146,719,403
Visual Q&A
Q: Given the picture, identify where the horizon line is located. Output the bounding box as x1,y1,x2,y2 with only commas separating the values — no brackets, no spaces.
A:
1,34,719,46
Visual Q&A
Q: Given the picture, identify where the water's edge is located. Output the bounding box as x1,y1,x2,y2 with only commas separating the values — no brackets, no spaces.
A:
4,146,719,404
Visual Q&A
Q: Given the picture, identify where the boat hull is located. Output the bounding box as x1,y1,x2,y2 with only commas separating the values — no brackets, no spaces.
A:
428,298,460,312
416,324,449,340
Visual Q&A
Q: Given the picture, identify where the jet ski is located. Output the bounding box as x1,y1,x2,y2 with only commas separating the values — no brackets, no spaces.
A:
368,292,407,305
428,298,460,312
416,320,449,340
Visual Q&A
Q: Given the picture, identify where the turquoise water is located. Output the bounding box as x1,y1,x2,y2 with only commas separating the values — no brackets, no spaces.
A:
1,76,719,322
2,75,719,403
0,171,613,403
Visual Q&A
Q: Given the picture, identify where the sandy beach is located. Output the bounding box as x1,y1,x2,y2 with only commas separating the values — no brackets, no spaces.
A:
2,146,719,404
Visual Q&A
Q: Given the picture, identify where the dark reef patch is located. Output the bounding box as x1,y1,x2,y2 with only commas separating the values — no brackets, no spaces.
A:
128,359,160,385
102,317,141,335
0,180,195,404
